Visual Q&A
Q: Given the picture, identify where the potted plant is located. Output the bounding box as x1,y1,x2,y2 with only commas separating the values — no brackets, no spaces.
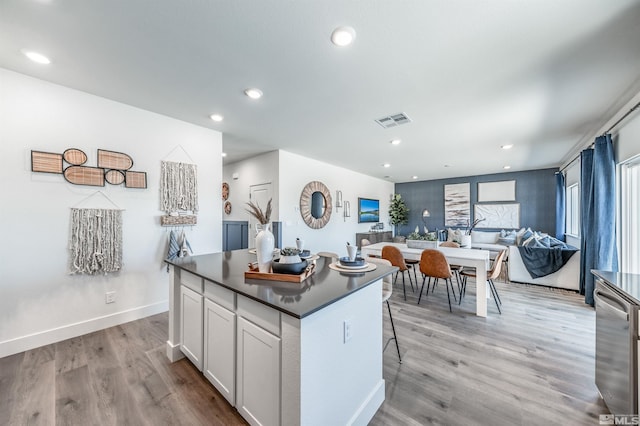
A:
279,247,301,264
406,226,438,249
389,194,409,240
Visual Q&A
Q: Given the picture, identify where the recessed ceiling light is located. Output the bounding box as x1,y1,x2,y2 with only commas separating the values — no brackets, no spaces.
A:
221,152,227,157
412,176,418,180
501,144,514,150
390,139,401,145
244,88,263,99
383,163,391,168
331,26,356,47
210,114,224,122
22,50,50,64
503,165,511,169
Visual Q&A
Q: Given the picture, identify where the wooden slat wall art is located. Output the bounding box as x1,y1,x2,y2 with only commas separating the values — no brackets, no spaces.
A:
105,169,125,185
31,151,63,173
97,149,133,170
62,148,88,165
125,171,147,189
160,215,197,226
64,166,105,187
31,146,147,189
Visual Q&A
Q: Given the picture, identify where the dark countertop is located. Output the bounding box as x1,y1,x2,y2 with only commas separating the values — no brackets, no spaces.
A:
592,270,640,304
167,250,398,319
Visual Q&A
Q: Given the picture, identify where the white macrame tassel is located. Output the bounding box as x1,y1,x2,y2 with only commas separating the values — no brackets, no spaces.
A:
69,208,123,275
160,161,198,213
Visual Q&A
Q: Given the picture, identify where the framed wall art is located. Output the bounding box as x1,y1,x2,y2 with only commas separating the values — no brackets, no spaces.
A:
444,183,470,226
474,203,520,228
478,180,516,202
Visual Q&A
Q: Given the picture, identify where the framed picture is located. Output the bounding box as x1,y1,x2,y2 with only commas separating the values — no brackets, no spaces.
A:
478,180,516,202
474,203,520,228
358,198,380,223
444,183,470,226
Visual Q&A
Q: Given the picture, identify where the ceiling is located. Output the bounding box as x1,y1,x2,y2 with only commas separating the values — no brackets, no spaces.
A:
2,0,640,183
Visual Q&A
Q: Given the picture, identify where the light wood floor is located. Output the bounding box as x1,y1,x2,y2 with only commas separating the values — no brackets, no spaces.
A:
1,276,607,425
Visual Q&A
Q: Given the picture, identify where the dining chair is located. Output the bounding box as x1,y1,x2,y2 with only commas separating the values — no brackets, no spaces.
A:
418,249,457,312
317,251,339,260
360,238,380,258
459,249,506,314
439,241,463,292
366,257,402,363
381,245,414,300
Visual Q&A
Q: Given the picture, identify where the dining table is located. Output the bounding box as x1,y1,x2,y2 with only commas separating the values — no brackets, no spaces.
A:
360,242,492,317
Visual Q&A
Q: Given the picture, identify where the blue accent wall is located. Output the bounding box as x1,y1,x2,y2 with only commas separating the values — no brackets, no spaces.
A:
395,168,558,236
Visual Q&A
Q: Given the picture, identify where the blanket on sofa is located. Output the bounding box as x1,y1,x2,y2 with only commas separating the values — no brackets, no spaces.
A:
517,246,578,278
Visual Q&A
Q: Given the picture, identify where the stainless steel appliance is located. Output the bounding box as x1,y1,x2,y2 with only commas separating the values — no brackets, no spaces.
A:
593,271,639,415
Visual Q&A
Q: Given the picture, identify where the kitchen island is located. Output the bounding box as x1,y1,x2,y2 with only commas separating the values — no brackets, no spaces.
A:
166,250,397,426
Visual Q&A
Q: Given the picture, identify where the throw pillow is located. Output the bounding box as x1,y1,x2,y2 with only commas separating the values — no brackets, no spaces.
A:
519,228,534,245
447,228,463,243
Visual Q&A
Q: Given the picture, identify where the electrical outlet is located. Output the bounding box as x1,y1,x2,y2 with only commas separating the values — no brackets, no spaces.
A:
105,291,116,304
343,319,352,343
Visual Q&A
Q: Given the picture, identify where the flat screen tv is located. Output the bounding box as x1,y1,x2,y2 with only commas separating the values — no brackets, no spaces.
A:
358,198,380,223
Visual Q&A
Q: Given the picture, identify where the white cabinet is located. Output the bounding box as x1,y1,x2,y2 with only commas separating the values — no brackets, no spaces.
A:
236,316,281,426
180,285,203,370
203,298,236,405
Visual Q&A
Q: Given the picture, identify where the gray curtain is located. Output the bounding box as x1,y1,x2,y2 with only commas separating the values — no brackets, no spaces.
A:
555,171,565,241
579,134,618,306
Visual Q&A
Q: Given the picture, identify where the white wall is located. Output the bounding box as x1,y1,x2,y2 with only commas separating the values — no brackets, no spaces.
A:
222,151,280,222
278,151,394,256
615,92,640,164
0,69,222,357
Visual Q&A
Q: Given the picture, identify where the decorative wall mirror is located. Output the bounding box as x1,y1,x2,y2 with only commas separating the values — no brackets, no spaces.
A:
300,181,332,229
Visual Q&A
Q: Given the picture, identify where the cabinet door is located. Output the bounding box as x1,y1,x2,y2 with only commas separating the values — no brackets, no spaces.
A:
180,285,203,370
236,317,281,426
204,298,236,405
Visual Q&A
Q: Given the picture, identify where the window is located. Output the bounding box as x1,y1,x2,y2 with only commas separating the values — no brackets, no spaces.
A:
566,183,580,236
620,157,640,273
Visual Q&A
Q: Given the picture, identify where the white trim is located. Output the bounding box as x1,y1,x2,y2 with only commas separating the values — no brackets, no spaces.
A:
0,301,168,358
346,379,385,426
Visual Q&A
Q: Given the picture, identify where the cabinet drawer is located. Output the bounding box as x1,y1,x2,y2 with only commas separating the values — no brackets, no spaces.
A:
237,295,280,337
181,271,203,293
205,280,235,311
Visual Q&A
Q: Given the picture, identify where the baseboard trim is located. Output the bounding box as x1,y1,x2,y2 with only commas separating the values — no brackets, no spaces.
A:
166,340,184,362
347,379,385,426
0,301,168,358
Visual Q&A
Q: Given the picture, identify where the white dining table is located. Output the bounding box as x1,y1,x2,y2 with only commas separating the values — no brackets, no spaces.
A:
361,242,492,317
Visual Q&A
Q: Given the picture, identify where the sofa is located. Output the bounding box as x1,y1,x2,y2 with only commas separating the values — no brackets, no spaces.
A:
508,245,580,290
447,229,580,291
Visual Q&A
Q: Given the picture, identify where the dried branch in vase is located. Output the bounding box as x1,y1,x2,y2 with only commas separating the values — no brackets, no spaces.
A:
245,198,272,224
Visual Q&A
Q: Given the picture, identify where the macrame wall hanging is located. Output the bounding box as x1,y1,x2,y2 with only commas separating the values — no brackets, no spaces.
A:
69,207,123,275
160,157,198,226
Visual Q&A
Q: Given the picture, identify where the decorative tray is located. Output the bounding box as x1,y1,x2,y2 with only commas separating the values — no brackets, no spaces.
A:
245,262,316,283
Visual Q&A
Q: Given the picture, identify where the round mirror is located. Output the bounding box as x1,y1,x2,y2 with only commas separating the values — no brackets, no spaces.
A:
300,181,332,229
311,191,326,219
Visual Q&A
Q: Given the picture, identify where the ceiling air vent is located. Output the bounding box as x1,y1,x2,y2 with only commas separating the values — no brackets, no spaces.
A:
375,112,412,129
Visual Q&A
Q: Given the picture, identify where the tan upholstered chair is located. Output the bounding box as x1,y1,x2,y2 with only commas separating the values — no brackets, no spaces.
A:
317,251,339,260
459,249,506,314
439,241,463,291
418,249,457,312
361,238,380,258
367,257,401,363
381,245,414,300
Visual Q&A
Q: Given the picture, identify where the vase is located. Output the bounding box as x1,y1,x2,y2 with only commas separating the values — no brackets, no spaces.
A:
255,223,275,273
460,235,472,248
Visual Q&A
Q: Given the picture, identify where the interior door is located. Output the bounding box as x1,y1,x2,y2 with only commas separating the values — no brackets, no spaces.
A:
248,183,272,248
